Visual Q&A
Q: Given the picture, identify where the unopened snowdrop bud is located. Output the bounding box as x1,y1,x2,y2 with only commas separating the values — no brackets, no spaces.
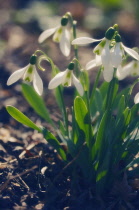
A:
61,16,68,26
105,27,115,40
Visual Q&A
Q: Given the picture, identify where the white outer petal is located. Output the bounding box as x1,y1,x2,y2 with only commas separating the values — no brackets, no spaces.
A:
48,70,67,89
86,59,97,70
7,65,28,85
103,63,114,82
96,54,102,66
111,42,122,68
101,40,110,67
72,37,101,45
122,44,139,60
134,92,139,104
116,61,134,80
38,27,58,43
33,68,43,95
72,74,84,96
60,28,71,57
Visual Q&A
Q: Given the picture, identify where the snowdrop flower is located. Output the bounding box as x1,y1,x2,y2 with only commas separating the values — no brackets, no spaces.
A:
48,62,84,96
117,61,139,80
7,55,43,95
85,27,116,82
111,34,139,69
38,15,71,57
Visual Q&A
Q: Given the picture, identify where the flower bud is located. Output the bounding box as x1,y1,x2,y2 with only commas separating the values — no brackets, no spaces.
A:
115,34,121,42
68,62,74,70
105,27,115,40
30,54,37,65
61,16,68,26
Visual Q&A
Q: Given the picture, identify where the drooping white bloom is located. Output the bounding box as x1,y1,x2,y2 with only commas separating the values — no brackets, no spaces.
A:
111,34,139,69
38,16,71,57
85,38,114,82
48,64,84,96
7,55,43,95
72,27,116,82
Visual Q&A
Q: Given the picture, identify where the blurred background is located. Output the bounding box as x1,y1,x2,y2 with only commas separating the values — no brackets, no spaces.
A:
0,0,139,123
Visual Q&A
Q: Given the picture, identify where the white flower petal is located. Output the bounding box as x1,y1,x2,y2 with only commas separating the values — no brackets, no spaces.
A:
134,92,139,104
111,42,122,68
7,65,28,85
72,74,84,96
60,28,71,57
72,37,101,46
122,44,139,60
96,54,102,66
33,68,43,95
48,71,67,89
38,27,58,43
103,64,114,82
101,40,111,67
86,59,97,70
117,61,134,80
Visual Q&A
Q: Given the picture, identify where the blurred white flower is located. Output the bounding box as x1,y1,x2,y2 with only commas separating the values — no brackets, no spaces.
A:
38,16,71,57
117,61,139,80
7,55,43,95
48,63,84,96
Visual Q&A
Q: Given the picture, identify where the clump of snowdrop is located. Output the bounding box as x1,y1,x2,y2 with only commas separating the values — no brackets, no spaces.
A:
48,61,84,96
72,24,139,82
7,54,43,95
38,13,72,57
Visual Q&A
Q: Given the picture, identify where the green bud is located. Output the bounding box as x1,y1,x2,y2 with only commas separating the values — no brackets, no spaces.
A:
68,62,74,70
61,16,68,26
113,24,119,31
30,54,37,65
105,27,115,40
115,34,121,42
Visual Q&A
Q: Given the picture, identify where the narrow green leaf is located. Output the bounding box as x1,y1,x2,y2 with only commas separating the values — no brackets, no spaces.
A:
42,128,67,160
74,96,90,146
95,111,108,153
22,83,52,123
6,105,41,132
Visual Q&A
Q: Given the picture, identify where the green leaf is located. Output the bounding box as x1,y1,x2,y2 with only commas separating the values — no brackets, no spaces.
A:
95,111,108,155
74,96,91,146
42,128,67,160
6,105,41,132
22,83,52,123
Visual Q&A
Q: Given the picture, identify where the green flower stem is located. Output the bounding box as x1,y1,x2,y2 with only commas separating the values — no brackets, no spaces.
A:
49,59,69,138
34,50,69,137
105,68,117,111
90,67,103,106
58,86,69,138
72,20,78,60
